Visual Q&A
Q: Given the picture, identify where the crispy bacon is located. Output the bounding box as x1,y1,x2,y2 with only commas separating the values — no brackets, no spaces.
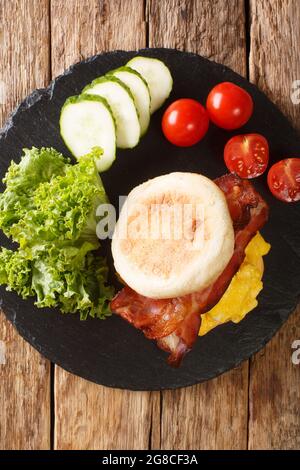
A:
111,174,269,367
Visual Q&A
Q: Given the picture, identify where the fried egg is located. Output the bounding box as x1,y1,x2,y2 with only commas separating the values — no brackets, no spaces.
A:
199,232,271,336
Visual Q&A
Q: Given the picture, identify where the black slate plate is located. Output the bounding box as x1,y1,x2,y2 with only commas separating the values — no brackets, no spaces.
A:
0,49,300,391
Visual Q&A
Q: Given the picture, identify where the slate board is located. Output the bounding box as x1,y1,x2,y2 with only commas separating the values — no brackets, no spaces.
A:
0,48,299,391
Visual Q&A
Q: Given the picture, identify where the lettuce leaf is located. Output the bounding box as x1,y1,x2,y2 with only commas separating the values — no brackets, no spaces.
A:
10,153,108,247
0,147,113,319
31,244,113,319
0,248,34,298
0,147,68,237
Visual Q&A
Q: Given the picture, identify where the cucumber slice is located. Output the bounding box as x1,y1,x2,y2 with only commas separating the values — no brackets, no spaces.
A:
126,56,173,113
60,94,116,172
83,76,141,149
108,66,151,135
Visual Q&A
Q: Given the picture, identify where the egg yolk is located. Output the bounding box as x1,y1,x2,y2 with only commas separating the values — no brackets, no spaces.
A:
199,232,271,336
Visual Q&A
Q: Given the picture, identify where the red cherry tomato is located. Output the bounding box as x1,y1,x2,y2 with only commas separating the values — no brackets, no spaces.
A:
162,98,209,147
224,133,269,179
206,82,253,130
267,158,300,202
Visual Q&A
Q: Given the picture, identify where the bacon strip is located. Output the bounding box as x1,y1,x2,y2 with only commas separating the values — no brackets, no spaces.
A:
111,174,269,367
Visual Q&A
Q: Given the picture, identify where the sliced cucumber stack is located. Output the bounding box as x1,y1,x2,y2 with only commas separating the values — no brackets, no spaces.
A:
60,95,116,172
108,66,151,136
83,76,141,149
60,56,173,173
127,56,173,113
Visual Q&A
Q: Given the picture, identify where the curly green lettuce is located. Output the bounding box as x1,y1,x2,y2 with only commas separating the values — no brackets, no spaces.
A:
0,147,113,319
0,147,68,236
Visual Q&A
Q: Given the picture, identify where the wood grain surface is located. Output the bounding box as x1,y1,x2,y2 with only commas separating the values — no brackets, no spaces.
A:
149,0,249,450
148,0,246,68
0,0,299,450
248,0,300,449
51,0,146,78
249,0,300,125
50,0,158,451
0,0,51,450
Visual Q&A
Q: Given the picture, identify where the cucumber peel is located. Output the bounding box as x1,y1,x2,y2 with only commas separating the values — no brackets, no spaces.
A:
108,66,151,135
126,56,173,113
60,94,116,172
83,76,141,148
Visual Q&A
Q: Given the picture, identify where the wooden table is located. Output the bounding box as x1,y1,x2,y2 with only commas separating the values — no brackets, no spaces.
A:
0,0,300,450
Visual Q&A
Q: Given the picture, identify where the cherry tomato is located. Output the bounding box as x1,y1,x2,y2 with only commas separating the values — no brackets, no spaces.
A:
162,98,209,147
267,158,300,202
224,133,269,178
206,82,253,130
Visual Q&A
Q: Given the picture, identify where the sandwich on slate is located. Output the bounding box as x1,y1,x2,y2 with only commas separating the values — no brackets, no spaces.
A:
111,172,269,366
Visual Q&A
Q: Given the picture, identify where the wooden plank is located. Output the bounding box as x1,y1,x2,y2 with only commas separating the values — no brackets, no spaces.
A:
51,0,146,77
148,0,249,450
249,0,300,125
148,0,246,67
248,0,300,449
50,0,159,450
0,0,51,450
54,371,159,450
160,367,249,450
248,307,300,449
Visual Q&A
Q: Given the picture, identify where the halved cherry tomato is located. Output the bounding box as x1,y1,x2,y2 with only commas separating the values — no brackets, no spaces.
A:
206,82,253,130
162,98,209,147
267,158,300,202
224,133,269,179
